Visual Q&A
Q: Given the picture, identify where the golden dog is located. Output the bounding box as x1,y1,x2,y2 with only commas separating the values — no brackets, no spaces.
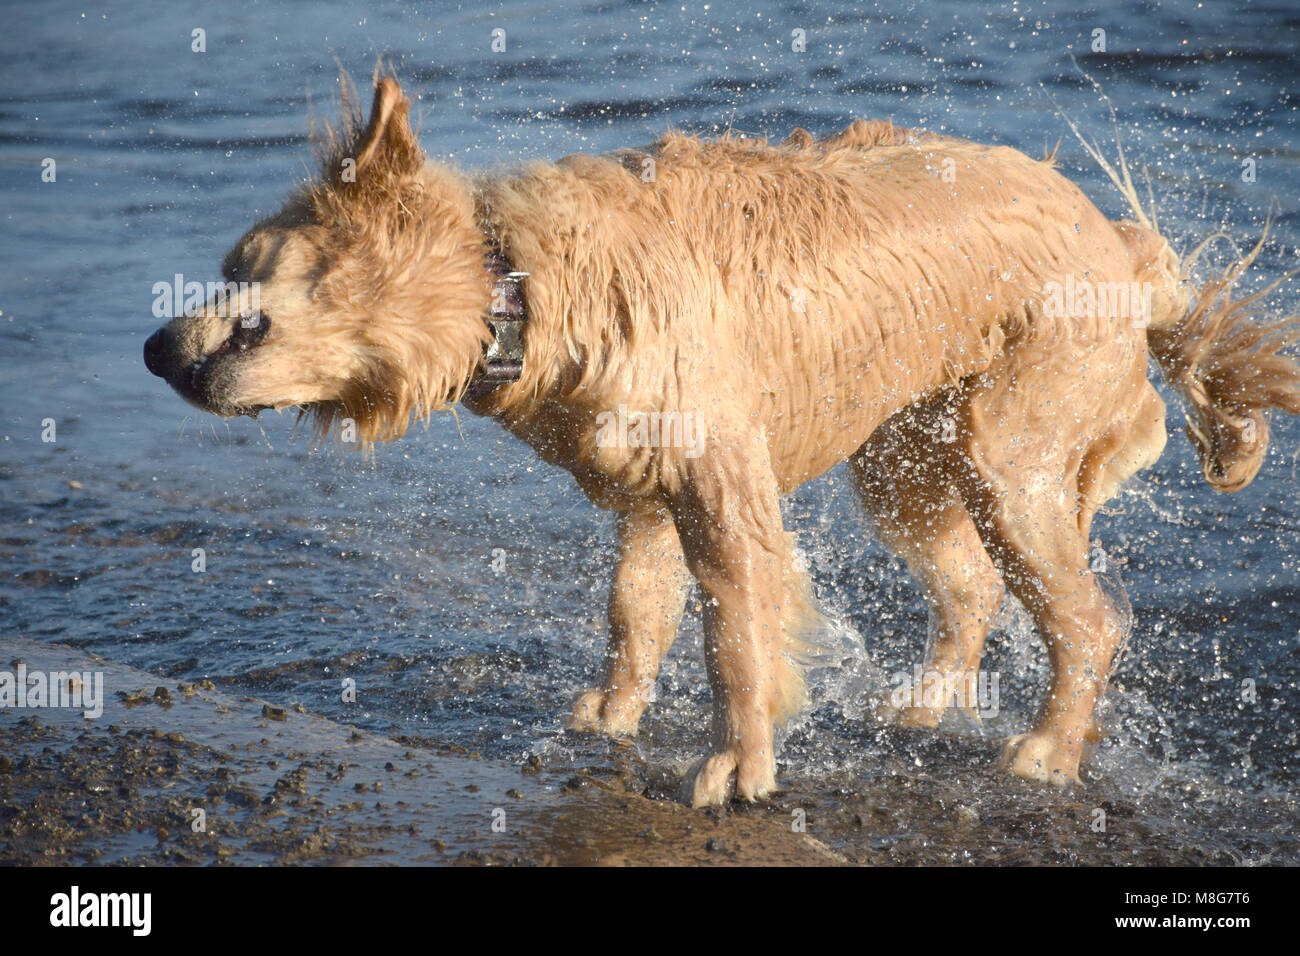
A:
145,73,1300,806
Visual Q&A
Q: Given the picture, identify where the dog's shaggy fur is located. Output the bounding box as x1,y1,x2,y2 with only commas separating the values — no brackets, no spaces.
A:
146,74,1300,806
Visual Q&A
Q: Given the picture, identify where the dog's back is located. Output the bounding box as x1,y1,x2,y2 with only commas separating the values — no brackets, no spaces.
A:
481,119,1162,491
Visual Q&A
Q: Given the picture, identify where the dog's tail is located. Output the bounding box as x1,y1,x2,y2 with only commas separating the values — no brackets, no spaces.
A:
1062,106,1300,493
1148,231,1300,492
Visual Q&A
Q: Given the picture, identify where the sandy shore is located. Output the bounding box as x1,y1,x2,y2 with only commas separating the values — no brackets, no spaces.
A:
0,637,840,865
2,636,1283,866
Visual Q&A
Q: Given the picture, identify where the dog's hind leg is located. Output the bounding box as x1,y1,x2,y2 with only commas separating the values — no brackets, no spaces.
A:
569,504,689,737
850,404,1005,729
668,425,806,806
955,358,1143,785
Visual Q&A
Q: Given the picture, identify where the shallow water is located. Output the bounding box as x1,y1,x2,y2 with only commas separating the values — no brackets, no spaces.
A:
2,1,1298,863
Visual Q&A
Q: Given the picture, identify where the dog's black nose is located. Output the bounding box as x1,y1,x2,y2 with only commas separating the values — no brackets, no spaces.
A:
144,328,169,377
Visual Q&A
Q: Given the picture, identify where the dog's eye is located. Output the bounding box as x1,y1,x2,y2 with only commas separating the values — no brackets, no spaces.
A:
232,312,271,350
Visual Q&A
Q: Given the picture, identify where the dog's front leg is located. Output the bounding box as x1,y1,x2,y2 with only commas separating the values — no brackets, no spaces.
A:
668,429,797,807
569,504,689,737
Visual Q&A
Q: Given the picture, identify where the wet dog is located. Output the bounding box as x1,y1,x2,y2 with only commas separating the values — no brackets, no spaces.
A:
145,72,1300,805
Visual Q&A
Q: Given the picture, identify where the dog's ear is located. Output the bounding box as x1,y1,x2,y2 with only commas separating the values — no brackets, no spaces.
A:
323,74,424,195
354,76,421,175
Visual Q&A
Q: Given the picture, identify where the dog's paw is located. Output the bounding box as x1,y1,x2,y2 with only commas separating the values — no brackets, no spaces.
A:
567,688,641,737
567,689,606,733
680,749,776,808
999,731,1082,786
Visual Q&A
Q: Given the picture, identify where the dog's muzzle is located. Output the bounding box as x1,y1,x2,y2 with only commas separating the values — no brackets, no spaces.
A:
144,319,268,418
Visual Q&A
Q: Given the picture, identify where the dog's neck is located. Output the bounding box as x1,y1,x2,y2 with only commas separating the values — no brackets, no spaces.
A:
463,243,529,402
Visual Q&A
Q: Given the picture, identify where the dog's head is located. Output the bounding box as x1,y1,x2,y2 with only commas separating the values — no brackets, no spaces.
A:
144,74,492,442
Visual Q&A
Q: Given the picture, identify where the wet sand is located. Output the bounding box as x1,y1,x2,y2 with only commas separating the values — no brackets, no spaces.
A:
1,637,1286,866
0,637,838,866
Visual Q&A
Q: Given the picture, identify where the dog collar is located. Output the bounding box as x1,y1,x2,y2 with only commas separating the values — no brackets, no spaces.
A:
465,245,528,400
